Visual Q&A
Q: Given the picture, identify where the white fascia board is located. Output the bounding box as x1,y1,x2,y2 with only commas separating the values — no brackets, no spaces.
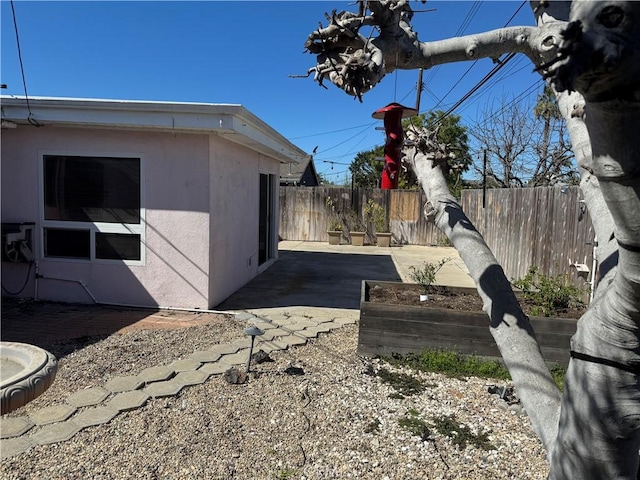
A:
1,96,307,164
221,113,307,165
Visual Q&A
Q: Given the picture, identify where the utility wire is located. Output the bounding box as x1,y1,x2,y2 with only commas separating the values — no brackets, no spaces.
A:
315,123,373,156
434,52,517,124
425,0,527,114
290,122,377,140
10,0,38,126
462,79,543,132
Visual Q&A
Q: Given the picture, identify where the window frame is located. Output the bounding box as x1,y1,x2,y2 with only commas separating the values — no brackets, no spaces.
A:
39,151,146,265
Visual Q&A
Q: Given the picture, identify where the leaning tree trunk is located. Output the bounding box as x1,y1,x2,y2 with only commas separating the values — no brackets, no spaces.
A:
543,2,640,477
303,0,640,477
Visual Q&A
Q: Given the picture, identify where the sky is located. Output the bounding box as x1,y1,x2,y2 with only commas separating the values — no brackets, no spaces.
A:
1,1,542,183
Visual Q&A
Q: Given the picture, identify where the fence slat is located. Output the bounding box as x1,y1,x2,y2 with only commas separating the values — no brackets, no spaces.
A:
280,186,595,286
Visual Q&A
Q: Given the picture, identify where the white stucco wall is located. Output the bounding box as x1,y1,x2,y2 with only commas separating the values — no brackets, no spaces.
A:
208,136,280,307
1,126,213,308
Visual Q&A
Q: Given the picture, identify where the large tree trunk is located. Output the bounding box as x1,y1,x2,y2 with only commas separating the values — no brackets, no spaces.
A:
304,1,640,477
544,3,640,476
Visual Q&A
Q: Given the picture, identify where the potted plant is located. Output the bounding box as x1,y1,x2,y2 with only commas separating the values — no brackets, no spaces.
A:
349,211,367,246
408,258,450,301
364,199,391,247
326,196,343,245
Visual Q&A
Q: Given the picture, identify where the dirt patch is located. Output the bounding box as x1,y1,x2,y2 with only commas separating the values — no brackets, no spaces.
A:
367,283,585,319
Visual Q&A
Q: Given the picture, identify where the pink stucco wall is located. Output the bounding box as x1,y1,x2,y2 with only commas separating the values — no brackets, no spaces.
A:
207,137,280,307
1,125,274,309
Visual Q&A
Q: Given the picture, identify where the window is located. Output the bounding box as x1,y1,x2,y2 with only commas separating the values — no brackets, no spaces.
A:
42,155,143,263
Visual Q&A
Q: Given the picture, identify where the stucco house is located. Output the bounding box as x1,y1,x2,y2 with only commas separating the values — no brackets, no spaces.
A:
1,96,307,309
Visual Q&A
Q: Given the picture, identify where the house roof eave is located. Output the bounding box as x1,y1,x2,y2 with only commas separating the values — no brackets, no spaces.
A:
0,95,307,164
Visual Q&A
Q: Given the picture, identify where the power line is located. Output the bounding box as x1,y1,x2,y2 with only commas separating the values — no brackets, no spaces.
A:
434,52,517,124
462,79,543,134
10,0,38,126
289,122,376,140
314,123,374,156
425,0,528,114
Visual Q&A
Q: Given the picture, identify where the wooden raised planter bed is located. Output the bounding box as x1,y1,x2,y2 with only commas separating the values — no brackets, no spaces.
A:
358,280,578,367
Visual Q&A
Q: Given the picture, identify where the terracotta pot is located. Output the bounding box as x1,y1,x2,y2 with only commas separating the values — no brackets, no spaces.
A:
327,230,342,245
350,231,366,246
376,232,392,247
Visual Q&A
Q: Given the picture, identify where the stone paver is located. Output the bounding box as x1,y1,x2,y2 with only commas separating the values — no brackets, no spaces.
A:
104,375,144,393
143,379,184,398
170,359,202,372
234,312,257,322
67,386,111,407
259,328,291,341
188,350,222,363
73,406,119,428
306,323,334,334
255,340,289,353
275,323,306,333
107,391,149,412
138,365,175,383
1,436,33,460
219,350,251,366
316,321,342,330
252,320,278,330
173,370,209,386
296,328,321,339
29,404,77,426
0,416,34,438
263,313,292,323
199,363,230,376
280,334,308,347
207,343,243,355
31,421,81,445
229,337,252,349
332,317,356,326
277,318,317,329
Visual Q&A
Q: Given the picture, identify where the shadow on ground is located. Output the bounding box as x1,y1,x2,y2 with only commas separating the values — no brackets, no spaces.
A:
217,250,401,310
0,299,149,360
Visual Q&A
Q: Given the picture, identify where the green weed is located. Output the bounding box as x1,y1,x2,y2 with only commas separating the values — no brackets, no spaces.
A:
377,367,427,398
432,415,494,451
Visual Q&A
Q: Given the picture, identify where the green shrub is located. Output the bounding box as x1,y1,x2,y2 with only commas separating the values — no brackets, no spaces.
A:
326,196,343,231
512,266,585,317
364,199,387,233
408,258,450,294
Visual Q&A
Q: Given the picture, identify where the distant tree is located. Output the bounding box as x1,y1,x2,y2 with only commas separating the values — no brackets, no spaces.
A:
317,171,336,186
473,87,577,187
349,145,384,188
531,85,577,186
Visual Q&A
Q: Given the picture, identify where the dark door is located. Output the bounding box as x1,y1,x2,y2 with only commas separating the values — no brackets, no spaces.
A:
258,173,275,265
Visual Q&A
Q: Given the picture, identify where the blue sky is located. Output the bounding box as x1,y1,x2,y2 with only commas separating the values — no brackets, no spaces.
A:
1,1,541,182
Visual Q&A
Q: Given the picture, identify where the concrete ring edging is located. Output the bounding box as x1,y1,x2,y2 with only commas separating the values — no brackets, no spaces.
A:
1,342,58,415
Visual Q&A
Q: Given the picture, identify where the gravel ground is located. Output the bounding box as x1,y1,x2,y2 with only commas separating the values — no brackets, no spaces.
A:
1,318,549,479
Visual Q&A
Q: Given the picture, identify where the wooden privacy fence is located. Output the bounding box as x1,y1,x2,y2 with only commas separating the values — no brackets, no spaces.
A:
461,186,595,284
279,187,446,246
279,186,596,285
